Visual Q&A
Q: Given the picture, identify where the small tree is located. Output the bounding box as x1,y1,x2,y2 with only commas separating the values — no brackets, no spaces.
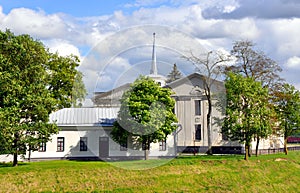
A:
183,50,231,154
0,30,85,166
274,83,300,155
222,73,271,160
166,63,182,83
111,76,177,160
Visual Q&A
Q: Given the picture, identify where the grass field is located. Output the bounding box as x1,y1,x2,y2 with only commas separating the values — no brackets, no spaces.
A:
0,152,299,192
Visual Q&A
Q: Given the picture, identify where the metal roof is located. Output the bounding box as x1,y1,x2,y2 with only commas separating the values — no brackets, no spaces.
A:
49,108,119,126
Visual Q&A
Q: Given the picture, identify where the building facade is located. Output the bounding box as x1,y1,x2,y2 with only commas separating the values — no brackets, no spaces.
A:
23,33,283,161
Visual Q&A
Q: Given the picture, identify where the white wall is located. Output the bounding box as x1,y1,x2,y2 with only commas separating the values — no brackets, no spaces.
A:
26,126,176,159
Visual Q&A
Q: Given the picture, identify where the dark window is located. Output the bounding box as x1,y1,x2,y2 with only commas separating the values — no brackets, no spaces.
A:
159,139,167,151
195,100,201,115
57,137,64,152
120,141,127,151
195,125,201,140
142,140,150,150
80,137,88,151
222,131,228,141
38,141,46,152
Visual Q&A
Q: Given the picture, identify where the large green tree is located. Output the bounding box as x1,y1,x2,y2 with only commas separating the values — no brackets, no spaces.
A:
226,40,282,155
0,30,85,166
274,83,300,155
111,76,178,160
222,73,271,160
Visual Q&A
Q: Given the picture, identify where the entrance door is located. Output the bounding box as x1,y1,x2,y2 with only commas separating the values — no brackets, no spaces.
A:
99,137,109,158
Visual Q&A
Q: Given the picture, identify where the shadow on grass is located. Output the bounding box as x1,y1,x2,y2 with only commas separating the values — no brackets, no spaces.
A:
177,154,244,161
0,162,29,168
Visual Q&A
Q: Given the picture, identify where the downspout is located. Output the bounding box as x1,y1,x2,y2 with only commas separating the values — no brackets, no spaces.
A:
172,123,182,157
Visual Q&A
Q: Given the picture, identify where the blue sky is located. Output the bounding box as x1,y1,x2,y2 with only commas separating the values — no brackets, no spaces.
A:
0,0,134,16
0,0,300,96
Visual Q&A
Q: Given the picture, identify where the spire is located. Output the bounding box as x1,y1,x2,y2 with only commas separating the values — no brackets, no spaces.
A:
150,32,158,75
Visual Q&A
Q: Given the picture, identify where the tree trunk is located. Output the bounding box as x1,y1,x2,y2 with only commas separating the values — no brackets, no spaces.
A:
144,149,149,160
244,144,249,161
284,137,288,155
248,145,251,157
144,138,150,160
255,136,260,157
13,133,19,167
13,152,18,167
28,147,31,162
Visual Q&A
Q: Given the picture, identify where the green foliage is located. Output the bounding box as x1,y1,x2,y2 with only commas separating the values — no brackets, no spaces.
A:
222,73,272,159
111,76,177,150
0,30,86,165
274,83,300,154
166,63,182,83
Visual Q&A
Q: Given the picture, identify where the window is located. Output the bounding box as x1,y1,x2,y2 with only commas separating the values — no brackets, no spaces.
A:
195,100,201,115
142,140,150,150
222,131,228,141
80,137,88,151
120,142,127,151
195,124,201,140
57,137,64,152
38,141,46,152
159,139,167,151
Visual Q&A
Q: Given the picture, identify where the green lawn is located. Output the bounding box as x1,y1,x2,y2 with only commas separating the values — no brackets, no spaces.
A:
0,152,299,192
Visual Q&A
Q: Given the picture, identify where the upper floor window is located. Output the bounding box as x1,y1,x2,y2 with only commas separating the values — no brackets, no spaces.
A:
195,100,201,115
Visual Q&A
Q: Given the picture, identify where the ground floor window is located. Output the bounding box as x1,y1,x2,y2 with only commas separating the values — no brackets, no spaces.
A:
80,137,88,151
38,141,46,152
222,131,228,141
120,141,127,151
159,139,167,151
57,137,65,152
195,124,201,141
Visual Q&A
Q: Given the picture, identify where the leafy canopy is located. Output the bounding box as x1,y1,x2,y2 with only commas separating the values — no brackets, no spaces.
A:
222,73,272,159
111,76,178,147
0,30,86,164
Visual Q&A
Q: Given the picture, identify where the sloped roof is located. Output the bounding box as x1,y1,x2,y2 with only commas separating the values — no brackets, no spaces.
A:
165,72,224,89
92,83,131,106
49,108,119,126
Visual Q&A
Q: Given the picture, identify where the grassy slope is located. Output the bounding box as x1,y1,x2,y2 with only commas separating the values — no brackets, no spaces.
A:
0,152,299,193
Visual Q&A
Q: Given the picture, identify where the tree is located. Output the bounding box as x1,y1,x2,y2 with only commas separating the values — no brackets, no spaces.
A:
274,83,300,155
228,40,282,88
71,71,87,107
111,76,178,160
226,40,283,155
0,30,86,166
222,73,271,160
183,50,231,154
166,63,182,83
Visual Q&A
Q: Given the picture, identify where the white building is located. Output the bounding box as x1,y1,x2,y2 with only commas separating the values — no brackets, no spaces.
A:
24,33,283,161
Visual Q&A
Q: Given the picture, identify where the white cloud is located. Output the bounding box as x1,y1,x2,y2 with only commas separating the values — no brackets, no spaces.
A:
0,8,69,39
1,1,300,94
0,6,5,20
286,56,300,69
45,39,81,57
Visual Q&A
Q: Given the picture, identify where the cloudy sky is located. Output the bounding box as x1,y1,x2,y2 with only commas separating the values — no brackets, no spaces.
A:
0,0,300,97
